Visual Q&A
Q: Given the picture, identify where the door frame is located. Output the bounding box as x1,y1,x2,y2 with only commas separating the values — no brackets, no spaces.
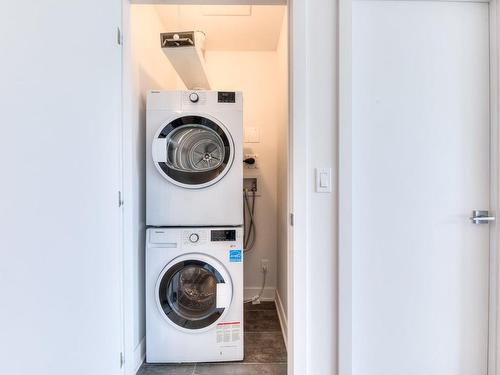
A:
338,0,500,374
120,1,307,374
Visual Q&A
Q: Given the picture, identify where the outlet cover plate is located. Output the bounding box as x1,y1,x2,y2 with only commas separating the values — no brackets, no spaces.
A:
244,154,258,169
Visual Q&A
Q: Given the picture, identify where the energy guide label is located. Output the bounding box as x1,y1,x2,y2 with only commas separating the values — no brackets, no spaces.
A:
216,322,241,344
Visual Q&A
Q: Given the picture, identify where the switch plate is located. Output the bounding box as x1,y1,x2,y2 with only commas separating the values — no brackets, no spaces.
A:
315,168,332,193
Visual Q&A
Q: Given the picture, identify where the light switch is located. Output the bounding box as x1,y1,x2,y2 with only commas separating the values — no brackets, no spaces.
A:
316,168,332,193
320,172,328,188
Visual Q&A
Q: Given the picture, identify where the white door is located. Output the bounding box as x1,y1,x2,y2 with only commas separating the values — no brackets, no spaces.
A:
0,1,123,375
352,2,490,374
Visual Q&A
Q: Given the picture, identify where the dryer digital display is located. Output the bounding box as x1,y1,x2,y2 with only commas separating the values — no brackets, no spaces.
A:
218,92,236,103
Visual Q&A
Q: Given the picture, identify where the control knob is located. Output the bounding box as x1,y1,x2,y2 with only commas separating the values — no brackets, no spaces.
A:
189,233,200,243
189,92,199,103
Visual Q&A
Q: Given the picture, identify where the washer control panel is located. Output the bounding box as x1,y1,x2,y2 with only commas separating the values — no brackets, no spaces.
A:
188,233,200,243
183,230,208,246
211,229,236,242
181,228,240,246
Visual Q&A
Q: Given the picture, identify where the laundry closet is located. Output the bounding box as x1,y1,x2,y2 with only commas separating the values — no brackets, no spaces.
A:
122,3,289,373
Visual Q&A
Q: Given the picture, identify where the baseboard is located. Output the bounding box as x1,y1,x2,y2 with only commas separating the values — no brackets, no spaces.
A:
275,290,288,350
133,337,146,375
244,287,276,301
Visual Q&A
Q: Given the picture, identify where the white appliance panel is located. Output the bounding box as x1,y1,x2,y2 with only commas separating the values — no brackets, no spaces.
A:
146,90,243,226
146,227,244,363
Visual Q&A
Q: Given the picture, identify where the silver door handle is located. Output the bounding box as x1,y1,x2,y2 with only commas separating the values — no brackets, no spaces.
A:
470,210,496,224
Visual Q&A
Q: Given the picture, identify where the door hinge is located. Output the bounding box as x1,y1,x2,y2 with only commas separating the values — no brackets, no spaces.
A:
290,213,294,226
120,352,124,368
118,191,124,207
117,27,122,45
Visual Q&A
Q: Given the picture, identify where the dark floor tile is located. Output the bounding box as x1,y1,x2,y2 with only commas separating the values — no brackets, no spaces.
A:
245,310,281,332
138,363,195,375
194,363,286,375
244,301,277,311
141,300,286,374
244,332,287,363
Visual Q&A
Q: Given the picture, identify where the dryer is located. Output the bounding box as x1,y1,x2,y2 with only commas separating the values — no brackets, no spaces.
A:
146,90,243,226
146,227,244,363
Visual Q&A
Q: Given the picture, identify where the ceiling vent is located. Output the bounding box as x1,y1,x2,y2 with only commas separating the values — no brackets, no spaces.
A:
160,31,211,90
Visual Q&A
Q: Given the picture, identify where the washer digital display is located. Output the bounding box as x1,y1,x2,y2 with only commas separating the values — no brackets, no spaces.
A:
211,230,236,242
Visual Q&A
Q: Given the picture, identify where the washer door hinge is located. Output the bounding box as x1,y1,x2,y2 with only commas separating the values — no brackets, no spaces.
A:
290,213,294,226
120,352,124,368
117,27,122,45
118,191,124,207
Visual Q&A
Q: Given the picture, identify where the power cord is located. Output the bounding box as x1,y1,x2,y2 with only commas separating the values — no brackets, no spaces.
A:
244,266,268,304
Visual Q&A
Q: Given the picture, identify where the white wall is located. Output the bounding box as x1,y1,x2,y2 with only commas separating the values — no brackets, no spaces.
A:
204,51,282,300
0,1,123,375
289,0,338,373
123,5,179,374
306,0,337,371
276,11,289,323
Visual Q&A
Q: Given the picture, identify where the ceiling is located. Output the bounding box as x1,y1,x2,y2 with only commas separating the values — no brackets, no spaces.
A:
154,5,286,51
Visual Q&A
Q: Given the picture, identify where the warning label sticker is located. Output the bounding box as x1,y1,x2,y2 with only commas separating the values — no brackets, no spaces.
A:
216,322,241,344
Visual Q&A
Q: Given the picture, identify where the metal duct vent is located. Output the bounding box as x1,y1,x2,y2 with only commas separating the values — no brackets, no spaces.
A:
161,31,199,48
160,31,211,90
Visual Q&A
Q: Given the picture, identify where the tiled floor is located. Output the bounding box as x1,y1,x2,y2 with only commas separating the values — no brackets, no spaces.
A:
139,301,287,375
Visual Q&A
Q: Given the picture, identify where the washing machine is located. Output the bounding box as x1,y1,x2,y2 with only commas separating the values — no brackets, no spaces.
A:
146,227,244,363
146,90,243,227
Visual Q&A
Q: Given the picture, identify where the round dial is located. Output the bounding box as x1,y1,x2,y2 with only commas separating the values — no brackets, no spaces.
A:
189,93,199,103
189,233,200,243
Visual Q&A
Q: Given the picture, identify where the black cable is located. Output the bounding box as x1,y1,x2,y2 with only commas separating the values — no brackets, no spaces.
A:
243,189,256,252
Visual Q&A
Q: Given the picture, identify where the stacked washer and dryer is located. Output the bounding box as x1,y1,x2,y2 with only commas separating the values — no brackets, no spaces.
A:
145,90,244,363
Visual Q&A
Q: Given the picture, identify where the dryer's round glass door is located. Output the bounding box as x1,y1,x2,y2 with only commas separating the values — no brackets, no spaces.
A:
157,259,227,330
153,115,234,188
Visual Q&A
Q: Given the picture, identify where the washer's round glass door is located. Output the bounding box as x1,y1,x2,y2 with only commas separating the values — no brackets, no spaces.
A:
154,115,234,188
157,258,230,330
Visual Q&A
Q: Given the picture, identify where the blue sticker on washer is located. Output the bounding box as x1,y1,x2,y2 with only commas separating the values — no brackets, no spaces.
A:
229,249,242,262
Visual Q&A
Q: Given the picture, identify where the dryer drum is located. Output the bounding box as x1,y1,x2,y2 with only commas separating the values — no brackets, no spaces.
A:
166,125,225,172
156,115,233,187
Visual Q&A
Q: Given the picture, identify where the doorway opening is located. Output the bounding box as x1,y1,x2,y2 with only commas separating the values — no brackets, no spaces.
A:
121,2,290,374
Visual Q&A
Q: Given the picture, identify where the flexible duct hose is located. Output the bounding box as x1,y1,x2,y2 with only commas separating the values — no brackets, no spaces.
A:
243,189,256,252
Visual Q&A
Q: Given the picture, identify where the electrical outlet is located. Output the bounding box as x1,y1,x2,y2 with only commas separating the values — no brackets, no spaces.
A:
244,154,258,169
261,258,269,272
